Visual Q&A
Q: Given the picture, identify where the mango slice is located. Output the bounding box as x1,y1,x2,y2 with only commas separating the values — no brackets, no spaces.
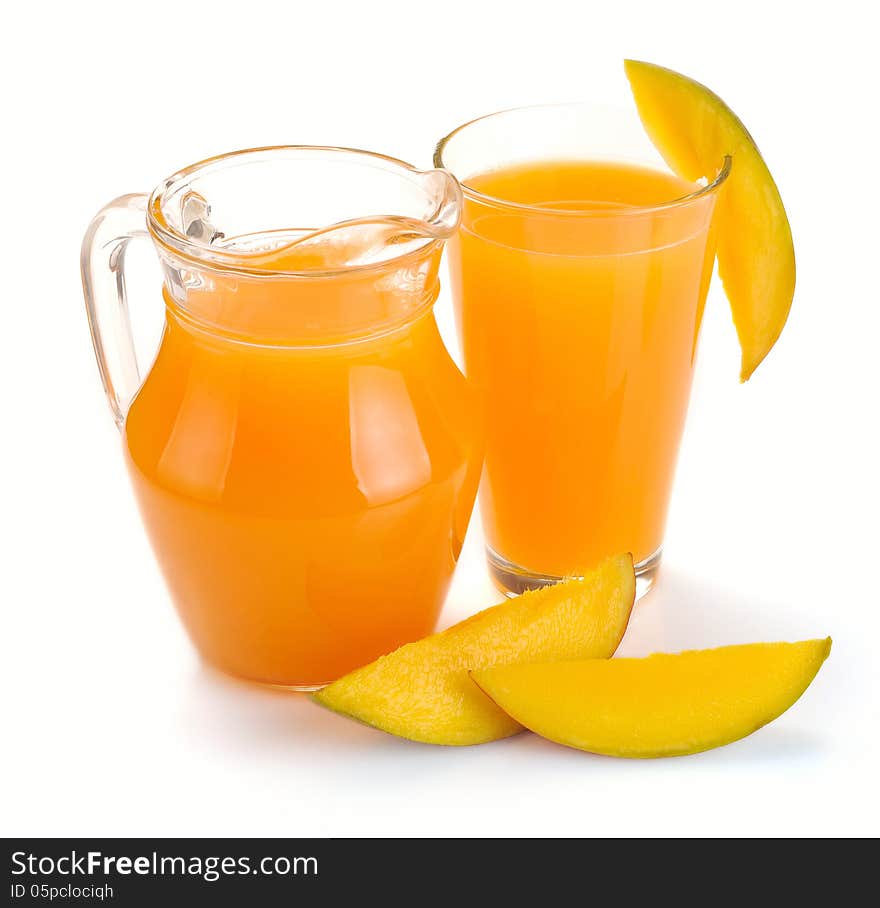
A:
312,554,635,745
624,60,795,381
472,639,830,758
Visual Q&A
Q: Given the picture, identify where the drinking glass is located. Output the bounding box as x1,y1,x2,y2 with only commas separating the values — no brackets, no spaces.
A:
435,105,729,597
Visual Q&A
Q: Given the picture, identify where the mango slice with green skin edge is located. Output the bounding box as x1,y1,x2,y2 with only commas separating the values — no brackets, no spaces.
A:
311,553,635,746
624,59,795,381
472,638,830,758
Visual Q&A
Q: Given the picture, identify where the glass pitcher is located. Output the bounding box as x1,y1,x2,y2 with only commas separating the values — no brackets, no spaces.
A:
81,146,482,689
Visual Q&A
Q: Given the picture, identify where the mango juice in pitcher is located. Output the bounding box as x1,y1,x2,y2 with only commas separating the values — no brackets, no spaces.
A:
82,148,481,687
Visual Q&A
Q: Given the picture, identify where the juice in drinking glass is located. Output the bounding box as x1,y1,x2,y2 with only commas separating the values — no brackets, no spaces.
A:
436,106,729,596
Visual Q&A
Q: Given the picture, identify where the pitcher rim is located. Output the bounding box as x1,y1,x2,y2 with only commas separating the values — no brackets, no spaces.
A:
147,145,455,278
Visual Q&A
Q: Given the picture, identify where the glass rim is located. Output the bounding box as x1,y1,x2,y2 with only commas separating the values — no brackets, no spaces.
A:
147,144,448,279
434,102,732,218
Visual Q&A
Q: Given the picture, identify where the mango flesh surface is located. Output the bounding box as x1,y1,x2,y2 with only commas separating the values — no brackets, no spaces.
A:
311,554,635,745
624,59,795,381
472,639,830,758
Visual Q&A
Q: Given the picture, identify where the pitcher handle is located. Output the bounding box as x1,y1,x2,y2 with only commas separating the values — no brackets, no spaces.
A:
80,193,151,428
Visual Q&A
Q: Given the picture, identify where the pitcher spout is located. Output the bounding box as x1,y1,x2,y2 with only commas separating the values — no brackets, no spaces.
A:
416,166,462,239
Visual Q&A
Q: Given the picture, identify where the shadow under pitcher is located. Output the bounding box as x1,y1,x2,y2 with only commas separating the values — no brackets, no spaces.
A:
435,105,729,598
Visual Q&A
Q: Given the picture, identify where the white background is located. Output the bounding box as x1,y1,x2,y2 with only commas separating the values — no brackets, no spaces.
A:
3,0,878,837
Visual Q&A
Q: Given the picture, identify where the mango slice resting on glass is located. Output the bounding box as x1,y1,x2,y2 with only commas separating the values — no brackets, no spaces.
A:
312,554,635,745
472,638,831,758
625,59,795,380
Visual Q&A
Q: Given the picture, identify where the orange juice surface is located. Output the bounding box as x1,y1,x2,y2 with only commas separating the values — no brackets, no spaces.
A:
124,238,480,686
449,160,716,576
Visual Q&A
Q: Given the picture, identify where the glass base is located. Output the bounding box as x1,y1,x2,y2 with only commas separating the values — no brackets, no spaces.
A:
202,661,332,692
487,545,661,602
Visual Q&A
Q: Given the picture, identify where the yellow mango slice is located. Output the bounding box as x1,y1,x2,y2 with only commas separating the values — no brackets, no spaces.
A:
312,554,635,745
624,60,795,381
472,639,830,758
